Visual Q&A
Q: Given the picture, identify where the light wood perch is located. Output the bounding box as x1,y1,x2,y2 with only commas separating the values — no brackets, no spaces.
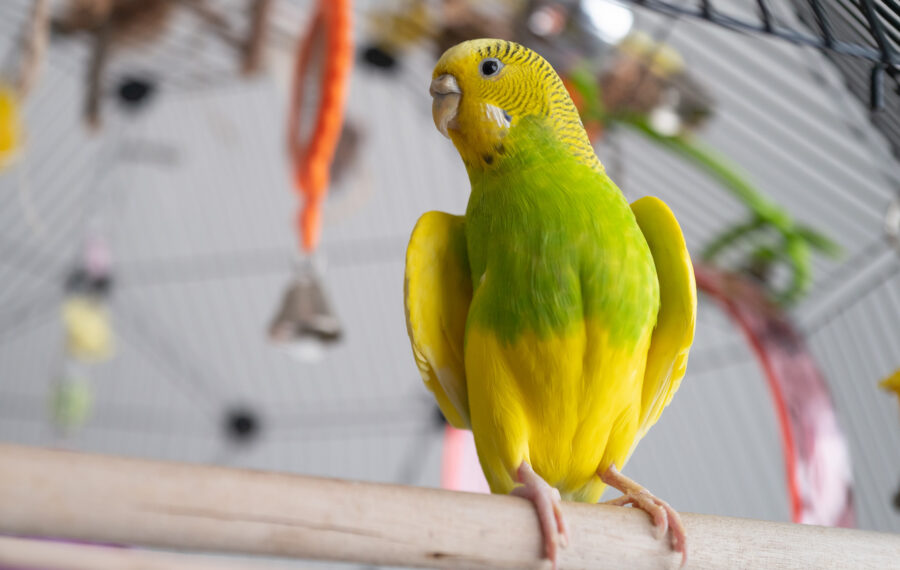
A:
0,443,897,569
0,536,296,570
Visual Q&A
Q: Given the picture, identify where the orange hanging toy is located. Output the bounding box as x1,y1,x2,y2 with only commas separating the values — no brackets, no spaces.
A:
288,0,353,253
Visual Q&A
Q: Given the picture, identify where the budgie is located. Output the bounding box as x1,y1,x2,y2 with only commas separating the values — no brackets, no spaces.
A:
405,39,696,567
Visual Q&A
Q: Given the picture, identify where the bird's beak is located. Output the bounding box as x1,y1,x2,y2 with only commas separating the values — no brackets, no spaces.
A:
430,74,461,139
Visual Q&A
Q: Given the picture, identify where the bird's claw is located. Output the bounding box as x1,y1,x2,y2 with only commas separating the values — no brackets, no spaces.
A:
511,462,569,569
600,465,687,566
605,489,684,549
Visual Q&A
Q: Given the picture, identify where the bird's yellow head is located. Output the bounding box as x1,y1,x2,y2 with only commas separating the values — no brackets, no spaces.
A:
430,39,599,171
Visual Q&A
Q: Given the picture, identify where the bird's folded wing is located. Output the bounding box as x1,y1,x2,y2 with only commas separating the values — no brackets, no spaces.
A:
404,211,473,428
631,197,697,440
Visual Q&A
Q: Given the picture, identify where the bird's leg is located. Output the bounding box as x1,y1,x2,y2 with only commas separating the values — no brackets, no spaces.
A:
510,461,569,570
599,464,687,565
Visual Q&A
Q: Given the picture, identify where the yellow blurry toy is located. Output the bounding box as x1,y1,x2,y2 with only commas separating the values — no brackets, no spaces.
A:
881,368,900,411
0,85,23,170
62,295,114,362
0,0,48,172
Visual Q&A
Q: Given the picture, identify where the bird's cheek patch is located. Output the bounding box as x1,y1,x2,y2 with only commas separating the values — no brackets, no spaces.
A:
483,104,512,131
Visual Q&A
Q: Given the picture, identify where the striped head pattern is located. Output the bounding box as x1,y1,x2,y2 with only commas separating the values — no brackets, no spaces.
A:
430,38,600,171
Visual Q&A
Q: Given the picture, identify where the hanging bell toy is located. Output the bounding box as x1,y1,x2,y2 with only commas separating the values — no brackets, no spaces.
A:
269,0,351,362
268,257,342,362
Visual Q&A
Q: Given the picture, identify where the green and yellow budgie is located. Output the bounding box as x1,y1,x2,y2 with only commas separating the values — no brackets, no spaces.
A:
405,39,696,567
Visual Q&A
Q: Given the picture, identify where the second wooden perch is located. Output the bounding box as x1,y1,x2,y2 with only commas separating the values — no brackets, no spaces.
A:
0,444,897,569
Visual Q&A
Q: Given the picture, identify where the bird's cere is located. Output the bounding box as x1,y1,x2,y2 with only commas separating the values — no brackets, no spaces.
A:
430,74,461,96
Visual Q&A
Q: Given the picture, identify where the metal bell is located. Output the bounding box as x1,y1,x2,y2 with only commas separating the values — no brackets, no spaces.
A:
268,260,341,361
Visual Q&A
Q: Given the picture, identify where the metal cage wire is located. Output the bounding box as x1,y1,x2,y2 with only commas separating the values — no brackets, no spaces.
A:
628,0,900,158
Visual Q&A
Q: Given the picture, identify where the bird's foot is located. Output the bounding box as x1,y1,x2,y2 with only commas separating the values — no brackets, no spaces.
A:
600,464,687,566
511,461,569,570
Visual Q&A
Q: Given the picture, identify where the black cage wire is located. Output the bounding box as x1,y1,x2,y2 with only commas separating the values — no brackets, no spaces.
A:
617,0,900,526
629,0,900,158
0,2,899,562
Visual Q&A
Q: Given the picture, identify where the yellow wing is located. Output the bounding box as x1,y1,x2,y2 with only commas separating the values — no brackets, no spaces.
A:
404,211,472,428
631,196,697,440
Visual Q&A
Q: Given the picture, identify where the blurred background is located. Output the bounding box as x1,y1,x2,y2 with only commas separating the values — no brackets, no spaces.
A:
1,0,900,567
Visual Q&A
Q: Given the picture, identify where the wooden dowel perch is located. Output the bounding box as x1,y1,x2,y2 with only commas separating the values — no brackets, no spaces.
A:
0,443,897,570
0,536,295,570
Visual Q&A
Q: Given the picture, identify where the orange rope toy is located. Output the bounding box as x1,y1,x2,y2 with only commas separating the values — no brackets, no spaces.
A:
288,0,353,253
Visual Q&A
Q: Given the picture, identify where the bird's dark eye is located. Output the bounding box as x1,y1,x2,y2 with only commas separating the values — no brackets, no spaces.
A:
480,58,503,78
